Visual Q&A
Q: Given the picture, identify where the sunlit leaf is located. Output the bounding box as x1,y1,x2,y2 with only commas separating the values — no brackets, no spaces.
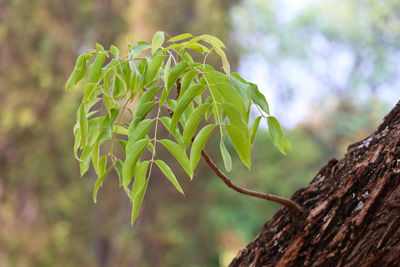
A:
65,54,87,90
267,116,291,154
155,160,184,194
129,41,151,59
183,103,211,148
131,179,149,225
151,31,165,54
145,55,165,85
250,83,269,115
159,139,192,178
168,33,193,42
220,139,232,172
190,124,216,171
250,116,262,146
122,139,150,187
110,45,119,58
170,84,206,131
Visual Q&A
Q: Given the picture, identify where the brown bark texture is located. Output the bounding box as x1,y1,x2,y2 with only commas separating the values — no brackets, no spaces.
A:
230,101,400,267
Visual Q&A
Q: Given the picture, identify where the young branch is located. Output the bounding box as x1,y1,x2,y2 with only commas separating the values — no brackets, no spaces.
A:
158,88,305,214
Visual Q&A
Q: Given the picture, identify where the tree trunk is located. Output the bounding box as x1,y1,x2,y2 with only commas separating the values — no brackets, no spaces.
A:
230,101,400,267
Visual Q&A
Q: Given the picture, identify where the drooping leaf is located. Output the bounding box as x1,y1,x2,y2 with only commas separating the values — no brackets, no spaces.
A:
180,69,199,96
151,31,165,54
132,160,150,198
79,145,92,176
98,109,119,145
163,55,172,92
170,84,206,131
168,33,193,42
230,72,251,108
250,116,262,146
267,116,291,154
159,116,185,148
132,101,157,127
78,104,88,148
190,124,216,171
144,55,165,85
131,179,149,225
183,103,211,147
214,46,230,75
83,52,106,99
167,61,189,92
226,124,251,169
128,119,153,143
65,54,88,90
155,160,184,194
199,34,225,48
159,139,192,178
115,159,124,186
122,139,150,187
250,83,270,115
220,139,232,172
93,156,109,203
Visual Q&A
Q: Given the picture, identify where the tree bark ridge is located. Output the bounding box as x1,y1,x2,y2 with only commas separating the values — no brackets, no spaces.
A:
230,101,400,266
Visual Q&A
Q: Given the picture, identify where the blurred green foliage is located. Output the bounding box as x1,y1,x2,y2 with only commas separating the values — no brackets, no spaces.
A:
0,0,397,266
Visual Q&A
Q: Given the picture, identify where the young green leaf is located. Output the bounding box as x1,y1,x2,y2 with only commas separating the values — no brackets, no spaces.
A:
163,55,172,90
113,125,129,136
159,139,192,178
132,101,157,127
144,55,165,85
129,41,151,59
110,45,119,58
214,46,230,75
183,103,211,147
230,72,251,107
96,43,105,51
180,69,199,96
115,159,124,186
267,116,290,154
250,83,270,115
151,31,165,54
93,156,109,203
155,160,184,194
159,116,185,148
78,104,88,148
250,116,262,146
199,34,226,48
79,145,92,176
83,52,106,99
190,124,216,171
168,33,193,42
167,61,189,92
65,54,87,90
170,84,206,131
131,179,149,225
220,139,232,172
132,160,150,197
122,139,150,187
226,124,251,169
128,119,154,143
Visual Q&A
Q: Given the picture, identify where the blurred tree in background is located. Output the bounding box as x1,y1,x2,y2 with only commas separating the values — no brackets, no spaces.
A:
0,0,398,266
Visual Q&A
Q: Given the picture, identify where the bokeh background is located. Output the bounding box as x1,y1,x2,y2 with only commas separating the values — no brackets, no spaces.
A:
1,0,399,266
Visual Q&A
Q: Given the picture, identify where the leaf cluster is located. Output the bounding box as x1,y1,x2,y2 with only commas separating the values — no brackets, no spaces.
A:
66,32,290,224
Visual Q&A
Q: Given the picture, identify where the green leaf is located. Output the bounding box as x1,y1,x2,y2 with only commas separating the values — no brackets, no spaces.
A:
155,160,184,194
167,62,189,92
267,116,291,154
132,101,156,127
131,179,149,225
73,129,81,160
78,104,88,148
230,73,251,107
128,119,153,143
144,55,164,86
220,139,232,172
203,71,246,118
91,140,99,174
110,45,119,57
138,86,160,106
159,116,185,148
190,124,216,171
83,52,106,99
129,41,151,59
163,55,172,92
159,139,192,178
226,124,251,169
93,156,109,203
250,83,270,115
132,160,150,197
180,69,199,96
113,125,129,135
199,34,225,48
183,103,211,147
214,46,230,75
168,33,193,42
65,54,87,90
151,31,165,54
79,145,92,176
186,43,210,54
98,109,119,145
115,159,124,186
96,43,105,51
250,116,262,146
170,84,206,131
122,139,150,187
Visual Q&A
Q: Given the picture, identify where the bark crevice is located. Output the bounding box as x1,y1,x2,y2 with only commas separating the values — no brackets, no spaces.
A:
230,101,400,267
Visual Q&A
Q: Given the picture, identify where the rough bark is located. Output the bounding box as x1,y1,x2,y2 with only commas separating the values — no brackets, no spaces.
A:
230,101,400,267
